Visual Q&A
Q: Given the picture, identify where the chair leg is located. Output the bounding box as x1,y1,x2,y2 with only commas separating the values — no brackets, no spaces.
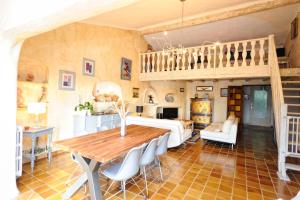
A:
122,180,126,200
157,156,163,181
143,166,148,196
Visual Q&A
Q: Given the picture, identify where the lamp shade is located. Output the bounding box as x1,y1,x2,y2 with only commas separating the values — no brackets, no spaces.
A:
27,102,46,114
136,105,143,113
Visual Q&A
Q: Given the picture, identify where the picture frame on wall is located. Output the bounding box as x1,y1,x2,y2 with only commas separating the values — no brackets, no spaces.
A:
121,57,132,80
180,88,184,92
196,86,213,92
83,58,95,76
291,17,298,40
132,87,139,98
59,70,76,90
220,88,228,97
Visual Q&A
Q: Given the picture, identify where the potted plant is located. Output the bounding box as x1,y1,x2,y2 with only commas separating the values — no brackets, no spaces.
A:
75,101,94,116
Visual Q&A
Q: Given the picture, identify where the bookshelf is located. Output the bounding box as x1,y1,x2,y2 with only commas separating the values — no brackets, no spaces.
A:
227,86,243,128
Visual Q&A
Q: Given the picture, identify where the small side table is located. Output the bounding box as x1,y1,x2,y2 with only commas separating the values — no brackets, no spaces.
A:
180,119,194,131
23,127,54,174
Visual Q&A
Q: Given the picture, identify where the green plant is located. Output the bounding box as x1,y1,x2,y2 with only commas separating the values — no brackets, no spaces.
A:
75,101,94,112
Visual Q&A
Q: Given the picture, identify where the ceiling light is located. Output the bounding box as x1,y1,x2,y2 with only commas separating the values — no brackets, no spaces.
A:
159,0,186,56
214,41,221,46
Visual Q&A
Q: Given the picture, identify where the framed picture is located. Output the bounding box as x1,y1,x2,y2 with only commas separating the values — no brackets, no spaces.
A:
83,58,95,76
196,86,213,92
220,88,228,97
121,57,132,80
132,87,139,98
59,70,76,90
291,17,298,40
180,88,184,92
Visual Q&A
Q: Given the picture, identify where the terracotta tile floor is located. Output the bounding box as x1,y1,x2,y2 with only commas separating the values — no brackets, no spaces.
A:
17,127,300,200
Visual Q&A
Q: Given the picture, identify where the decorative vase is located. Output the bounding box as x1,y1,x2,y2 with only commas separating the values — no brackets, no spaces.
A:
120,118,126,137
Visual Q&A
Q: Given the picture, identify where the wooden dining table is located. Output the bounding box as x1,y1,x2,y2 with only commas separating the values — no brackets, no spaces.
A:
55,125,170,200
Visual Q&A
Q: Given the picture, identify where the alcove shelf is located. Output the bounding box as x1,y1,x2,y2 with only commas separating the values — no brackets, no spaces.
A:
142,87,159,105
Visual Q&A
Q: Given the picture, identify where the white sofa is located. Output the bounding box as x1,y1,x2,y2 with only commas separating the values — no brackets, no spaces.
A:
200,118,238,148
126,116,192,148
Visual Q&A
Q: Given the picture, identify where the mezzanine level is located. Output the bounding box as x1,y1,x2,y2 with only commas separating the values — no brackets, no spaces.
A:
139,36,272,81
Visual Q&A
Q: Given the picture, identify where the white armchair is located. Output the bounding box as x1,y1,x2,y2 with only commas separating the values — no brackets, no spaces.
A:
126,116,192,148
200,118,238,149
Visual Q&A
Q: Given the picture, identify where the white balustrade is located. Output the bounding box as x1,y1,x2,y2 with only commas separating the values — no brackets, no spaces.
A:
139,36,270,80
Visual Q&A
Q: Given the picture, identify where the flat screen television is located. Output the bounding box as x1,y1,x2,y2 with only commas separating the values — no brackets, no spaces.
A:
163,108,178,119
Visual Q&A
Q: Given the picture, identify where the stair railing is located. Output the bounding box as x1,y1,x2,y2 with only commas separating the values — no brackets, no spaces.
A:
269,34,288,178
286,116,300,156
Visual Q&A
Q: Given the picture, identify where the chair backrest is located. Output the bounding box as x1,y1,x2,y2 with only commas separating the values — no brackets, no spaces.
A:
116,143,146,180
140,138,159,166
156,132,170,156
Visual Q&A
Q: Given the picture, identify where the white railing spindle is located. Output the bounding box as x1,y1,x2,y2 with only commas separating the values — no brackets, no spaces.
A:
219,44,224,68
259,39,265,66
193,49,198,70
234,43,239,67
250,41,256,66
188,50,192,70
226,45,231,67
242,41,247,67
207,47,211,68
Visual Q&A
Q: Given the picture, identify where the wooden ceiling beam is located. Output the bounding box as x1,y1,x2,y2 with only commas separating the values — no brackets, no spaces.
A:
140,0,300,35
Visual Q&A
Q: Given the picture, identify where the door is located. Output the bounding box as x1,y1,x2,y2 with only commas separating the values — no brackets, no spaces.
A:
248,86,273,127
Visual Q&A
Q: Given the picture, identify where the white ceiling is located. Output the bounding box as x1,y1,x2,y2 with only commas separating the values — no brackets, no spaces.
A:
81,0,300,49
145,4,300,49
82,0,259,29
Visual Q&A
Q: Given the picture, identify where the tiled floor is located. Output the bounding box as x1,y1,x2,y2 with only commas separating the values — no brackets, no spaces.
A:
17,127,300,200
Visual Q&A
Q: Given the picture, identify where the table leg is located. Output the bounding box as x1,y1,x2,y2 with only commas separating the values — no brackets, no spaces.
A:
62,153,102,200
31,137,36,174
62,174,88,200
47,133,52,164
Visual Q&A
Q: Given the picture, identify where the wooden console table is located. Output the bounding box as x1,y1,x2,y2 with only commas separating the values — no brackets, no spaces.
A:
23,127,54,173
55,125,169,200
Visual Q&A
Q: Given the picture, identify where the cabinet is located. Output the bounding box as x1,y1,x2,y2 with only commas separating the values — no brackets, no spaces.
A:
73,113,121,136
227,86,243,128
190,98,213,129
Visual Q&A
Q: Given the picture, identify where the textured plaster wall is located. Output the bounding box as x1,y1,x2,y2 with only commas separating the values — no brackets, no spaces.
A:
285,13,300,67
18,23,149,140
144,81,186,118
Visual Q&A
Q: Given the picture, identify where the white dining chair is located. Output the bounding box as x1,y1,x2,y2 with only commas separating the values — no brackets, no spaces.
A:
102,143,147,200
140,137,159,196
155,132,170,181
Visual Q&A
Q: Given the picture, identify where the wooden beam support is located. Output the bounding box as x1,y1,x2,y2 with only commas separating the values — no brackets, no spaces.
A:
140,0,300,35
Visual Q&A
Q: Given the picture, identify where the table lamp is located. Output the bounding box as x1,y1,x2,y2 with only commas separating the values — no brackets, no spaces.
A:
27,102,46,128
136,105,143,116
